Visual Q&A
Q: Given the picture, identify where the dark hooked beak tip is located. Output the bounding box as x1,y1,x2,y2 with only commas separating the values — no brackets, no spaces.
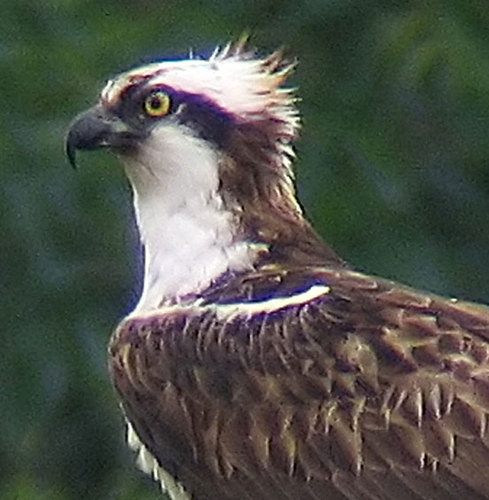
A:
65,106,129,169
66,132,78,169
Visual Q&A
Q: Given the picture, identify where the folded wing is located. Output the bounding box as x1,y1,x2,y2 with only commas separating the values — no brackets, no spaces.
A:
110,267,489,500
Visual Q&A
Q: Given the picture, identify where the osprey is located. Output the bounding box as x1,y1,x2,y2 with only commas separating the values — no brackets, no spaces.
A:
67,42,489,500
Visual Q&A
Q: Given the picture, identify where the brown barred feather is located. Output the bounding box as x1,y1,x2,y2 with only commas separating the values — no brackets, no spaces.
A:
110,267,489,499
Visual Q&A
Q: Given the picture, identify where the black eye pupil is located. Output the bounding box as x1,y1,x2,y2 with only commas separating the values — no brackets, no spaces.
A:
150,96,161,109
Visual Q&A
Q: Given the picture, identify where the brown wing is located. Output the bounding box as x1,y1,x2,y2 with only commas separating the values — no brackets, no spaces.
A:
109,268,489,500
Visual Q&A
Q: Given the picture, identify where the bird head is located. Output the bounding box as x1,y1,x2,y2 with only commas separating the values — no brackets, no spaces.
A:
67,42,300,214
67,42,339,307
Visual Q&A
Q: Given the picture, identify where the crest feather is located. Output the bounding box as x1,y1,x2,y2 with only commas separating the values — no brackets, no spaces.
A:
102,40,299,141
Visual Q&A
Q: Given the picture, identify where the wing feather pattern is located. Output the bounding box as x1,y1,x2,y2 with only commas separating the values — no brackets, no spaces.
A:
110,268,489,499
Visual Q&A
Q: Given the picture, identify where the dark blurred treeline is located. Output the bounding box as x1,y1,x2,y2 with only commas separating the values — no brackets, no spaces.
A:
1,1,489,499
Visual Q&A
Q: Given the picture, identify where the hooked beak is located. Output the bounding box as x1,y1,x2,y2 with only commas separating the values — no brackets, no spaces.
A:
65,105,142,168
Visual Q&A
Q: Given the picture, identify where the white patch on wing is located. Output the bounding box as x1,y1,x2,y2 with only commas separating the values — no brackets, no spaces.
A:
212,283,330,319
126,420,191,500
122,123,257,311
127,283,330,321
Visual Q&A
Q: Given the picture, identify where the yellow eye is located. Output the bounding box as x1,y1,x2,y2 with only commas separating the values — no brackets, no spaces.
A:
144,91,171,117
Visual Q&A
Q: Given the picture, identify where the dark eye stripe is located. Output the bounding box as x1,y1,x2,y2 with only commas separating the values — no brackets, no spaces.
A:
111,81,237,148
169,91,236,147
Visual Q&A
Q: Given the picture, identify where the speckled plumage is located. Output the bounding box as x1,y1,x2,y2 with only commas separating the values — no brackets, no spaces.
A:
67,42,489,500
110,266,489,499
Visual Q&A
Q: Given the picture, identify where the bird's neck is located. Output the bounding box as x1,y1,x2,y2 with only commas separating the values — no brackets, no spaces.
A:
129,182,341,312
122,125,263,312
123,124,343,313
132,185,258,311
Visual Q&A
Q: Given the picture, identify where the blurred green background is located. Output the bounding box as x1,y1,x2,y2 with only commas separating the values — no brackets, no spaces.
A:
2,1,489,499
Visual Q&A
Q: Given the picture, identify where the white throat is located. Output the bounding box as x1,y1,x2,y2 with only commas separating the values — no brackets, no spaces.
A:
122,123,255,312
